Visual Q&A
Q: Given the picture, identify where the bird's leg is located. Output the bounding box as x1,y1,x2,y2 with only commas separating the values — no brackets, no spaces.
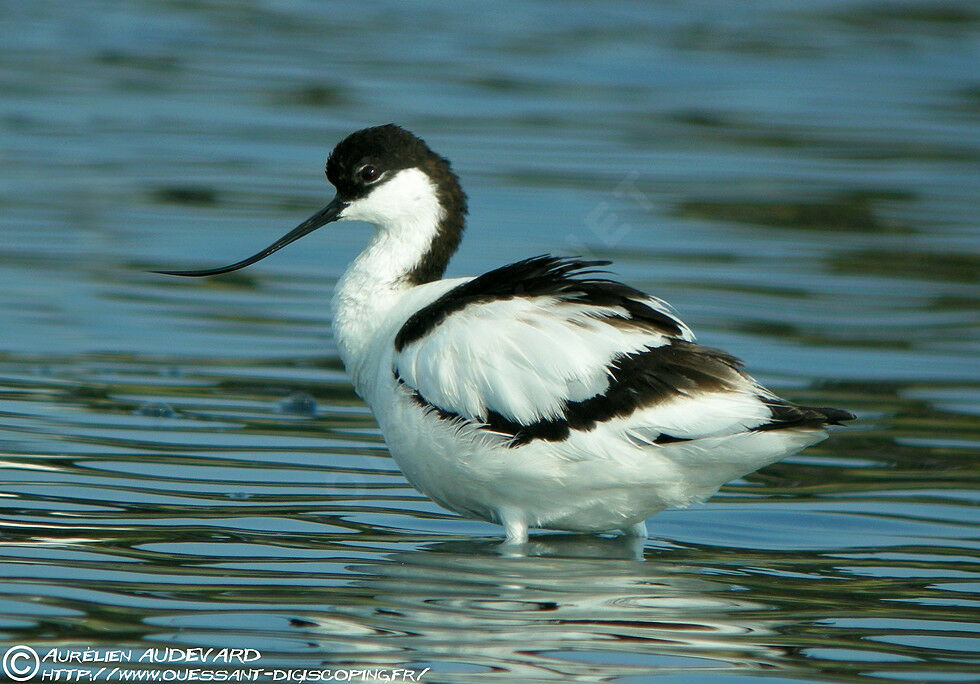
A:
621,521,648,539
499,509,528,544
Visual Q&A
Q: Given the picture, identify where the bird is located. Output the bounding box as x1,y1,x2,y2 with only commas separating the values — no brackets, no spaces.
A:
156,124,855,544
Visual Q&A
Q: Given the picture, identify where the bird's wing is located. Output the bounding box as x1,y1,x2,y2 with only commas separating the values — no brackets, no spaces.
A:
392,256,837,447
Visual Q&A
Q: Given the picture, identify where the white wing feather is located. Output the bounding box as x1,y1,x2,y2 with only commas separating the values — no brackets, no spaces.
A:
392,291,766,437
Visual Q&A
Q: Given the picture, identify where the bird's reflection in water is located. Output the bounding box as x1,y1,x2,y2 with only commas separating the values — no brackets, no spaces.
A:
303,535,788,679
454,532,648,560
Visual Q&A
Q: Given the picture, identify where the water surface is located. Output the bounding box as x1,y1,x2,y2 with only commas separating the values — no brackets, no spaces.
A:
0,1,978,682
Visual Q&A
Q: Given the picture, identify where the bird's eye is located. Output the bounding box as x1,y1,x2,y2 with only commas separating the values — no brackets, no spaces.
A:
358,165,381,183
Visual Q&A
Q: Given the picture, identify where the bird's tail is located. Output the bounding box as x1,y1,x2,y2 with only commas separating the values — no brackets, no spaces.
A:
756,400,856,431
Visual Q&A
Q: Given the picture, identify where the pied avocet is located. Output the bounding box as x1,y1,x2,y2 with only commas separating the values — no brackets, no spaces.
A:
158,124,854,543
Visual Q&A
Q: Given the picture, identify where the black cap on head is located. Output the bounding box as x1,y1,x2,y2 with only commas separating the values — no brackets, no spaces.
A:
327,124,453,201
326,124,468,285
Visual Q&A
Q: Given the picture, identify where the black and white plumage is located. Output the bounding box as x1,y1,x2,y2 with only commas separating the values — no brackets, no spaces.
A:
396,255,849,447
158,124,855,543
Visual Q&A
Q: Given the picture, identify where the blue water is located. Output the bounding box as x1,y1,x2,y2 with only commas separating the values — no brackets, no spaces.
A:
0,1,978,682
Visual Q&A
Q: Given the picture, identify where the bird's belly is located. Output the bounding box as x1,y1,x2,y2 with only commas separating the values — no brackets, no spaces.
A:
369,385,677,531
365,370,827,534
373,389,516,524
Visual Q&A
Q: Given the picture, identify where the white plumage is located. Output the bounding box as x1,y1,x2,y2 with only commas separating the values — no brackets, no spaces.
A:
395,295,677,424
161,125,854,544
341,270,822,542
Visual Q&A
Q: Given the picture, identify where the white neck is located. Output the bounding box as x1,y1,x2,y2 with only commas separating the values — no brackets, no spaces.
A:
330,168,445,389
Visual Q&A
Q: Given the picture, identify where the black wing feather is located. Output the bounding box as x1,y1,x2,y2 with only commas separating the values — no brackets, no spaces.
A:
395,255,855,447
394,255,685,351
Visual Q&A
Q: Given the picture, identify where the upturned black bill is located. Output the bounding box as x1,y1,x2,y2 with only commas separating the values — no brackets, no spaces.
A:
153,196,346,277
